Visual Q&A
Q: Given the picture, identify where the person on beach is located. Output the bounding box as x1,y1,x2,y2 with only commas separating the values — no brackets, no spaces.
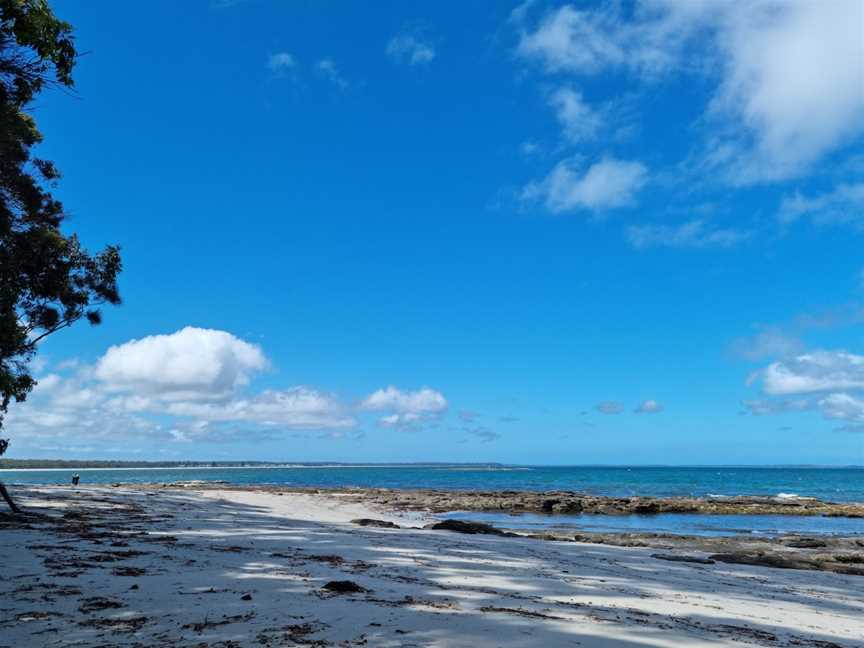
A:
71,473,80,486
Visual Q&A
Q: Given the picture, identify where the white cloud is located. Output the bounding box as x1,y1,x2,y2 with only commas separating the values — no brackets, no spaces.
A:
9,330,450,449
548,86,603,143
756,351,864,396
626,219,751,249
95,327,267,400
386,35,436,65
515,4,624,74
514,1,864,184
316,58,348,90
362,386,447,428
746,350,864,425
523,156,647,212
268,52,296,71
634,399,664,414
818,393,864,422
778,183,864,228
163,387,354,429
595,401,624,414
708,0,864,182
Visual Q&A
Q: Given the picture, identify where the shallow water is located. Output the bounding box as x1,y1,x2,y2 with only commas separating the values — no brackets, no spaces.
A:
1,465,862,501
443,510,864,537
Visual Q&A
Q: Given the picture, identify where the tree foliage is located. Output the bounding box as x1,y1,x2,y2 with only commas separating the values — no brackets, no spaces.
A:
0,0,121,441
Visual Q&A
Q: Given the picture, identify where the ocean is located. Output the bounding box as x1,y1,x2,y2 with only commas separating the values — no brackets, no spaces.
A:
3,465,862,536
2,464,862,500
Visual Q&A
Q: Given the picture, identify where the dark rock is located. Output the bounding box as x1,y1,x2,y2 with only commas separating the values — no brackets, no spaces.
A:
351,518,400,529
784,538,827,548
651,553,715,565
322,580,368,594
241,593,252,601
709,552,811,571
425,519,513,536
541,499,560,512
634,502,661,514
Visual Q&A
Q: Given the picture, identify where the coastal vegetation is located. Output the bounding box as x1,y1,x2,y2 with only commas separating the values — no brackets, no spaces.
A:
0,0,122,510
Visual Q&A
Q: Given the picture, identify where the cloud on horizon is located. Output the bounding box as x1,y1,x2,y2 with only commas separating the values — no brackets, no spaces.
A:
7,328,448,446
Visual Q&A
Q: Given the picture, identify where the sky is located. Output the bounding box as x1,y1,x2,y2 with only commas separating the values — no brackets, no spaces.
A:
7,0,864,465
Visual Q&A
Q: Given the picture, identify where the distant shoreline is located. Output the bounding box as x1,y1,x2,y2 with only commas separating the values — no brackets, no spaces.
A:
1,461,861,470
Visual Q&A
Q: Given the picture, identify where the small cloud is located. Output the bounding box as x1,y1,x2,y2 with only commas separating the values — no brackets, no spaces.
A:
778,183,864,228
458,410,479,422
523,156,647,213
316,58,348,90
634,399,663,414
386,34,436,65
498,416,520,423
268,52,297,72
595,401,624,415
520,140,541,156
548,86,603,143
363,386,448,430
742,398,814,416
465,426,501,443
729,326,804,361
626,220,752,250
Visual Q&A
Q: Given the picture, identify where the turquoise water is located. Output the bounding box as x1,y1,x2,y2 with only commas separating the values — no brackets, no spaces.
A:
445,510,864,537
1,465,862,502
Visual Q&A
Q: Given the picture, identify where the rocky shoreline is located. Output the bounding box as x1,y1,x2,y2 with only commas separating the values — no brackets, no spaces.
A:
137,483,864,518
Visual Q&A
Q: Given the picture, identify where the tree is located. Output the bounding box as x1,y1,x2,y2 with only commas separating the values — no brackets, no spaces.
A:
0,0,122,511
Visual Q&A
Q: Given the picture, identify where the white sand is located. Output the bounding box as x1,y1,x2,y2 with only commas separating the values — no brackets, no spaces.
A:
1,485,861,647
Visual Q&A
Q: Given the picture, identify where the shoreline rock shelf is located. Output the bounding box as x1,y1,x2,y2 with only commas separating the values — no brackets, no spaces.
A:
141,484,864,518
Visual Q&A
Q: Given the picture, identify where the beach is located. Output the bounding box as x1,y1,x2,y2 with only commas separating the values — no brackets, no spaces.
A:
1,485,862,647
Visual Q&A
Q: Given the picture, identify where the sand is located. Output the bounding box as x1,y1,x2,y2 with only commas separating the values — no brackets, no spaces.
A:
0,485,861,647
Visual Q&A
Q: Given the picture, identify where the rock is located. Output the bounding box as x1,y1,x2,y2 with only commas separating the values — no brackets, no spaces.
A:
351,518,400,529
709,552,811,571
425,519,513,536
241,593,252,601
784,538,827,548
634,502,661,514
322,580,368,594
651,553,715,565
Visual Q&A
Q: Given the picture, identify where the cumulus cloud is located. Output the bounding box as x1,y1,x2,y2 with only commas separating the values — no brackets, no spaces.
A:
626,219,751,249
160,387,354,429
746,348,864,425
595,401,625,414
755,351,864,396
818,393,864,423
523,156,647,213
362,386,447,428
634,399,664,414
7,328,453,449
95,327,267,400
514,1,864,184
386,34,436,65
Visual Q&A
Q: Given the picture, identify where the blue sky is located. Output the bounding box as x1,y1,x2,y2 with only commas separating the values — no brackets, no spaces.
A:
8,0,864,464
